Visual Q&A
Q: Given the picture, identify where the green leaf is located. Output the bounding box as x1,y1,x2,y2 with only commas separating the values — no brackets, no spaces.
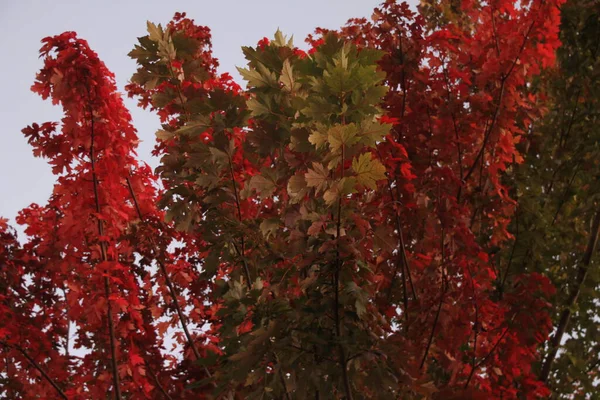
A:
328,124,359,153
287,173,307,201
176,117,212,137
259,219,279,240
359,119,392,148
249,175,276,198
323,184,340,206
274,29,293,48
308,125,328,150
209,147,229,165
352,153,386,190
247,97,270,116
156,129,175,141
147,22,163,42
339,177,358,196
237,64,277,88
305,163,329,193
280,59,300,93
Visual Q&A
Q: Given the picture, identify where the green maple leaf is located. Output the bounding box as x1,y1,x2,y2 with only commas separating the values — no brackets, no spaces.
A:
287,173,307,200
308,124,328,150
327,123,359,153
359,119,392,148
352,153,386,190
259,219,279,239
323,184,340,206
305,163,329,193
280,59,300,93
249,175,275,198
146,22,163,42
237,63,277,88
247,97,270,116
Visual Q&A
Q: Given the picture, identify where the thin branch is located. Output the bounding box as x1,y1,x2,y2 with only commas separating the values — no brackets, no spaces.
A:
145,361,174,400
490,8,501,57
87,89,122,400
551,166,579,226
465,264,480,388
274,352,292,400
125,177,212,380
1,341,68,399
460,20,537,200
224,151,291,399
227,155,252,288
420,227,446,369
334,112,354,400
499,205,519,296
540,209,600,382
465,319,513,388
379,148,417,317
443,65,464,181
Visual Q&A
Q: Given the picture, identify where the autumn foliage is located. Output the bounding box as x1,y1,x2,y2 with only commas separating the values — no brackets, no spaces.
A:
2,0,599,399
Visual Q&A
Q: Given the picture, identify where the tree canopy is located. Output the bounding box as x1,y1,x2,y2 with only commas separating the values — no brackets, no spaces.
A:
1,0,599,399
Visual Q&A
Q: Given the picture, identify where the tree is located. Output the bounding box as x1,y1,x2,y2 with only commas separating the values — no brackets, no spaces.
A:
499,0,600,396
4,0,595,398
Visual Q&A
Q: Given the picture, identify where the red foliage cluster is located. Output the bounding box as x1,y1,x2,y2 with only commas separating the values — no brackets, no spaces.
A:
1,1,566,399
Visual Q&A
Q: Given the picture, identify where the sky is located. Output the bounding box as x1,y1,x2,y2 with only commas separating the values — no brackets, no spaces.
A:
0,0,416,235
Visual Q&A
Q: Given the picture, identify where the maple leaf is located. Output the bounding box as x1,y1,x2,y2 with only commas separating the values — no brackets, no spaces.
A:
305,162,329,193
352,153,386,190
280,59,300,92
327,123,359,153
249,174,275,198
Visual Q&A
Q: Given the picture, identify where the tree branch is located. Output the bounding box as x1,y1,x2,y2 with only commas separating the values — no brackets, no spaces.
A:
1,341,68,400
420,227,446,369
540,209,600,382
125,177,212,380
87,90,122,400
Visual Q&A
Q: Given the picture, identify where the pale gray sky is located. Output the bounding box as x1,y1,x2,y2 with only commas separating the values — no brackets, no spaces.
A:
0,0,414,233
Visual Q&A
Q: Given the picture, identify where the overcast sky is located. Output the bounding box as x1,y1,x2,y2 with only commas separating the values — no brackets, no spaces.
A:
0,0,416,235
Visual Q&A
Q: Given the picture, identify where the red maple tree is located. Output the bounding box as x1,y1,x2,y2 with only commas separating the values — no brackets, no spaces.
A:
1,1,572,399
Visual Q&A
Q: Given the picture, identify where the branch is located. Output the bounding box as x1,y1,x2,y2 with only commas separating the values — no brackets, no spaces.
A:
227,155,252,288
224,153,291,399
499,205,519,296
442,65,464,181
273,352,292,400
1,341,68,399
125,177,212,380
459,20,537,200
378,148,417,320
465,318,513,388
420,227,446,369
540,209,600,382
145,361,174,400
87,89,122,400
334,116,354,400
464,265,482,388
